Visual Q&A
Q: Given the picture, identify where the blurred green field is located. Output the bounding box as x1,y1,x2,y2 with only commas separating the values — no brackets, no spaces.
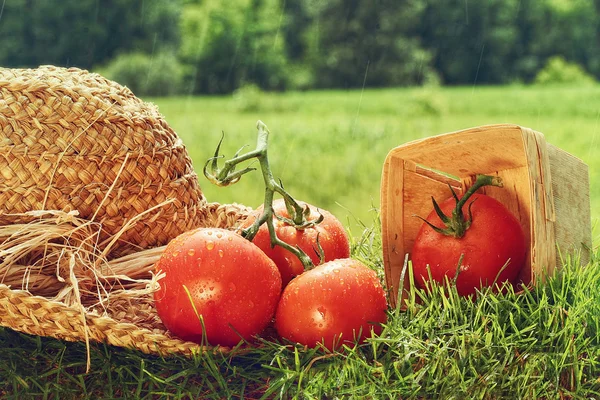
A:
153,85,600,234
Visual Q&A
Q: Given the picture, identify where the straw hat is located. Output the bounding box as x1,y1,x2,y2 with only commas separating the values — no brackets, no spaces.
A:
0,66,250,360
0,65,218,255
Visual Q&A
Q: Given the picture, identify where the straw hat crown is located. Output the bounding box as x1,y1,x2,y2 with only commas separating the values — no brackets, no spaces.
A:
0,65,207,255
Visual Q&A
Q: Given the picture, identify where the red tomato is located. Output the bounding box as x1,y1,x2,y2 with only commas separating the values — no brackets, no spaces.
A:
240,199,350,287
411,193,526,296
274,258,388,350
153,228,282,347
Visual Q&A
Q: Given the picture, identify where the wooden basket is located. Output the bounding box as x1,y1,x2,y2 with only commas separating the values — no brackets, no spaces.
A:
0,66,252,358
381,124,591,307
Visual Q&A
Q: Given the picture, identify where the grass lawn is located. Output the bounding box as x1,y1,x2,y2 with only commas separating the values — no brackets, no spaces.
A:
154,84,600,233
1,85,599,399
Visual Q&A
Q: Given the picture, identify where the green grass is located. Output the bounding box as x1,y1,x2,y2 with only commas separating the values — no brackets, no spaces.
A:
1,220,599,399
2,85,600,398
153,84,600,232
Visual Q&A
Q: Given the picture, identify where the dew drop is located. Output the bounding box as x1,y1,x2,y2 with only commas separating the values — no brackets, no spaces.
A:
206,241,215,250
317,306,327,318
188,248,196,256
207,231,213,235
334,269,340,274
248,300,255,308
227,236,233,242
228,283,236,292
216,232,223,239
218,249,224,258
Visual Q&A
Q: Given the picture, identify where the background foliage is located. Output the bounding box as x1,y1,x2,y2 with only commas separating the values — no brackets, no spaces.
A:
2,0,600,94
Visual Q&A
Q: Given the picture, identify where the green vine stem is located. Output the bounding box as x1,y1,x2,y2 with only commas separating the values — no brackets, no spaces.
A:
417,174,503,238
203,120,321,269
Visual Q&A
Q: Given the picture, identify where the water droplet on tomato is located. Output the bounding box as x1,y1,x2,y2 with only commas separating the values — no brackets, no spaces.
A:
172,250,180,258
228,283,236,292
317,306,326,318
248,300,254,308
334,269,340,274
206,241,215,250
188,248,196,256
227,236,233,242
207,231,213,235
216,232,223,239
218,249,224,258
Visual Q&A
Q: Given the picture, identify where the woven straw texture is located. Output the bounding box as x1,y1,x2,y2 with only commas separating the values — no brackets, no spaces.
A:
0,66,252,357
0,65,209,255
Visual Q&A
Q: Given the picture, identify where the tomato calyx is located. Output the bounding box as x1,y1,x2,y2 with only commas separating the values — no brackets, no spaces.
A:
417,174,503,238
203,120,321,270
275,201,325,230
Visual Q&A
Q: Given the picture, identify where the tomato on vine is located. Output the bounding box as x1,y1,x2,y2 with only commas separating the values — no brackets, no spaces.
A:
411,175,527,296
199,121,387,350
203,121,349,277
241,199,350,286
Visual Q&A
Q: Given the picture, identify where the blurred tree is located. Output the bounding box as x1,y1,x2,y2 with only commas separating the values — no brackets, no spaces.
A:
550,0,600,78
280,0,312,63
510,0,552,82
99,51,185,96
180,0,288,94
3,0,599,89
0,0,181,69
419,0,521,84
419,0,599,84
298,0,437,88
513,0,600,82
534,55,596,84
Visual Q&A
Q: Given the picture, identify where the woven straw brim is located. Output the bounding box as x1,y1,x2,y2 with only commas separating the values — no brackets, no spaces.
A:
0,202,252,357
0,285,210,356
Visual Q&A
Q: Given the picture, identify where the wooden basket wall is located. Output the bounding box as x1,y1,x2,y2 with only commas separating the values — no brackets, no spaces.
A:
381,124,592,307
0,66,251,356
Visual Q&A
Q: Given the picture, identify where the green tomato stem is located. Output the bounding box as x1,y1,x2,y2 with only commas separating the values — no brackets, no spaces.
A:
204,120,318,270
419,174,503,238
